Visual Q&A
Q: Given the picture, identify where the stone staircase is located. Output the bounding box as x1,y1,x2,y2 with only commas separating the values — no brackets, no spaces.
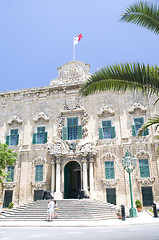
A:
0,199,117,221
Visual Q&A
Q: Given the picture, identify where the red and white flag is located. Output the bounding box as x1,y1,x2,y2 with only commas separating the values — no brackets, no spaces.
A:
73,34,83,45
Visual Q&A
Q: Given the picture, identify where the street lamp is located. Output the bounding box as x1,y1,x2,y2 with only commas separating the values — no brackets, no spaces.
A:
122,149,137,217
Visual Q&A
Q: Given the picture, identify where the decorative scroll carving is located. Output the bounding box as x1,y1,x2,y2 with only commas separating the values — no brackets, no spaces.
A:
128,103,147,114
136,177,155,186
102,152,116,161
33,156,47,164
101,178,119,188
136,150,150,159
33,112,49,123
79,143,96,155
98,105,115,117
48,137,69,155
31,181,47,190
2,182,16,189
7,116,22,126
50,61,90,86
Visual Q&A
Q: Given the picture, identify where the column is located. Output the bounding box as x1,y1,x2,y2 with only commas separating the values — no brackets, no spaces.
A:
82,159,88,196
54,156,63,199
89,157,96,199
51,159,55,195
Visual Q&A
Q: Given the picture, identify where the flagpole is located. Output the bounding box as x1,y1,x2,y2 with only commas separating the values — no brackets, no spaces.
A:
73,37,75,61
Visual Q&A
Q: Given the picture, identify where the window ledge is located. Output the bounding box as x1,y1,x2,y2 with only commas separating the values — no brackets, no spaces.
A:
136,177,155,186
101,178,119,188
2,182,17,189
97,138,116,145
31,181,47,190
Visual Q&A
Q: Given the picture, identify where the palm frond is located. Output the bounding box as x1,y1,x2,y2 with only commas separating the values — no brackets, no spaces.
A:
138,114,159,136
80,62,159,96
120,2,159,34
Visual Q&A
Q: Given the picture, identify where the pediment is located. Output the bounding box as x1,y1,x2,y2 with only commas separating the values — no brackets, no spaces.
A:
7,115,22,126
50,61,90,86
128,103,147,114
33,112,49,123
98,105,115,117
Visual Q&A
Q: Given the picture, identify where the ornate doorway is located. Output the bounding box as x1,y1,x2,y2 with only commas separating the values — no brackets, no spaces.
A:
64,161,81,199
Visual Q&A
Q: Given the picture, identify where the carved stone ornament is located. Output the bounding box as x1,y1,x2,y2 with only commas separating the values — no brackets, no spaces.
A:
48,137,69,155
2,182,16,189
136,150,150,159
31,181,47,190
101,178,119,188
79,142,96,155
33,156,47,165
57,97,89,138
102,152,116,162
50,61,90,86
7,116,22,126
136,177,155,186
33,112,49,123
128,102,147,114
98,105,115,117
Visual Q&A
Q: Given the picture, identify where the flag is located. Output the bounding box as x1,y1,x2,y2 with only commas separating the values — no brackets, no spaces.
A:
74,34,83,45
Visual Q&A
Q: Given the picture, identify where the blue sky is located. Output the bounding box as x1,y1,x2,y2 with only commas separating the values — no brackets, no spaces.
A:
0,0,158,92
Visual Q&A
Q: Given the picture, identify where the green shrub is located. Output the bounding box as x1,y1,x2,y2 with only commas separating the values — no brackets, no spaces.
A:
135,200,142,208
8,202,14,209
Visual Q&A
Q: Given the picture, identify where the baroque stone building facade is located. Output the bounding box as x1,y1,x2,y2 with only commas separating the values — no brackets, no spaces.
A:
0,61,159,208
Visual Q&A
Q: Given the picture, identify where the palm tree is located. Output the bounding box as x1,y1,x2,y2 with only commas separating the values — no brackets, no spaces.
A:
81,1,159,135
120,2,159,35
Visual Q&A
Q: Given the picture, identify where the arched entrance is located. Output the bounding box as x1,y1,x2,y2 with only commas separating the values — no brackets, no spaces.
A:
64,161,81,199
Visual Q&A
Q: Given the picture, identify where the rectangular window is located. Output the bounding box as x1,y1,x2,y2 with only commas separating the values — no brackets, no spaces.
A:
32,127,47,144
61,117,82,141
105,161,115,179
67,117,78,140
139,159,150,178
99,121,116,139
35,165,43,182
6,129,19,146
102,121,112,139
6,166,14,182
132,118,149,137
37,127,45,144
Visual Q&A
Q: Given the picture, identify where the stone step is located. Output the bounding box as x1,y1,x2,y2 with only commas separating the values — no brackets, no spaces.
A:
0,199,117,221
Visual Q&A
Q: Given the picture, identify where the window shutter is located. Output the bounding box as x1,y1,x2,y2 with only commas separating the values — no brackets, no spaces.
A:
44,132,48,143
111,126,116,139
32,133,37,144
77,125,82,139
62,127,68,140
99,128,103,139
132,125,136,136
16,134,19,145
6,136,10,145
143,128,149,136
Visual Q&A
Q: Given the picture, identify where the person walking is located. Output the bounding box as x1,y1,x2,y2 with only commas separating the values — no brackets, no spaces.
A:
49,198,55,221
54,200,58,218
47,200,50,221
0,202,2,217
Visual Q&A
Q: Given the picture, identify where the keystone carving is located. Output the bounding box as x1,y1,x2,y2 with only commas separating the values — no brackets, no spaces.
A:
31,181,47,190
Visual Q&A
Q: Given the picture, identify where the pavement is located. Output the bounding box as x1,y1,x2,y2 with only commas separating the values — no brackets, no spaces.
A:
0,211,159,227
